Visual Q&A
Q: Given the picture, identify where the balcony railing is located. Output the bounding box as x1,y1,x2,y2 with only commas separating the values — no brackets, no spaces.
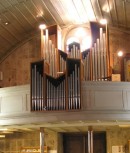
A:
0,81,130,116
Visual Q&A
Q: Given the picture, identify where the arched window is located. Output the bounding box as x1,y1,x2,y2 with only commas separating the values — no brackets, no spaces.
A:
65,26,92,52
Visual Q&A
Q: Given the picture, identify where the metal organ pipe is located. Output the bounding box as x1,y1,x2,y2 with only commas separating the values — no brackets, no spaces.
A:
82,26,109,81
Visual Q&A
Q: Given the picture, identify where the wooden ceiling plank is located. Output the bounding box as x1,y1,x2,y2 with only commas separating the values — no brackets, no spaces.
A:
4,0,36,30
89,0,98,21
39,0,63,25
124,1,130,27
106,0,118,27
106,0,114,25
0,0,11,9
0,14,25,40
23,1,40,22
41,0,61,23
0,36,10,48
90,0,103,21
81,0,97,22
30,0,48,24
115,0,126,27
33,0,54,21
98,0,113,25
122,0,127,27
53,0,74,24
9,7,30,32
0,25,18,43
0,4,6,14
23,2,44,26
8,0,19,5
0,23,20,41
97,0,104,18
0,31,13,44
4,11,27,33
0,1,27,41
1,4,28,31
15,3,36,28
71,0,86,24
10,7,34,31
112,0,119,27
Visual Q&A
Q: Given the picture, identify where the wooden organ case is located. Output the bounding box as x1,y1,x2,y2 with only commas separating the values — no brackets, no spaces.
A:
30,23,110,112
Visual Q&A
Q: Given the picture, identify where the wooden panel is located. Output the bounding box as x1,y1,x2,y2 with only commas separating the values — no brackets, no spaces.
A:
63,134,84,153
94,90,124,109
0,94,23,113
82,81,130,110
63,132,106,153
0,85,30,114
93,132,106,153
126,90,130,109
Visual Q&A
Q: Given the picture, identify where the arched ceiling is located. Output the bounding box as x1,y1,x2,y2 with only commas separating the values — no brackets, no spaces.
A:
0,0,129,62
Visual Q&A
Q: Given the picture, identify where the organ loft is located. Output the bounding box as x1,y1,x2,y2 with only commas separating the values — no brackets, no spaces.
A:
30,22,110,112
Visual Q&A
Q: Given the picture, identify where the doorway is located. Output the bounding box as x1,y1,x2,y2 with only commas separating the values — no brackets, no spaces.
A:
63,132,106,153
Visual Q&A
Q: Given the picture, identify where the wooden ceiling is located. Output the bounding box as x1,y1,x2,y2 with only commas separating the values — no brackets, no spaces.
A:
0,0,130,62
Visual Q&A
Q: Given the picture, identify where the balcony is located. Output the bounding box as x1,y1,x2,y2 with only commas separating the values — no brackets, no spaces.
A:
0,81,130,126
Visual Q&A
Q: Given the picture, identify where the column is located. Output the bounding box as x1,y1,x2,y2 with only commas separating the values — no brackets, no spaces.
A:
88,126,93,153
40,127,44,153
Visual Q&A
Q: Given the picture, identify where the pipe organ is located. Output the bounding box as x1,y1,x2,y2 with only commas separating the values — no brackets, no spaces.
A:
31,23,110,112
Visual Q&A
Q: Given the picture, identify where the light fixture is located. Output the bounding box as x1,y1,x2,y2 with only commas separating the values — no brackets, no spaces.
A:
4,22,9,26
117,51,123,57
39,24,46,30
36,12,43,18
100,19,107,25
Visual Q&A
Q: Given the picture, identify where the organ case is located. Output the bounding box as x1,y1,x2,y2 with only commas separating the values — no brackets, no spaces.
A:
30,22,110,112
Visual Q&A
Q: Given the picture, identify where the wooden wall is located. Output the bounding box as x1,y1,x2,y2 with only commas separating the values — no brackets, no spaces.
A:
0,130,58,153
0,36,41,88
